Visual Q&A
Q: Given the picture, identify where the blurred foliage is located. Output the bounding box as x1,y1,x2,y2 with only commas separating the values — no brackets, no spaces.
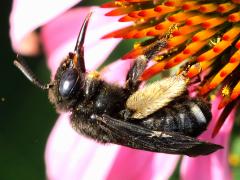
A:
230,120,240,180
1,1,56,180
1,0,239,180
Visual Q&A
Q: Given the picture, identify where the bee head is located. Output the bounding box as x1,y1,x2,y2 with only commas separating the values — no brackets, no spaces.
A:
58,55,81,98
49,12,92,111
48,52,85,111
14,12,92,112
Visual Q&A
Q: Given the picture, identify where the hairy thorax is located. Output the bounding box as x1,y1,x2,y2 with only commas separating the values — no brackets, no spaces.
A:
70,77,128,142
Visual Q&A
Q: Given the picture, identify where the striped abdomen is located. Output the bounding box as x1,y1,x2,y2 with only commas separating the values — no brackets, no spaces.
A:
139,97,212,137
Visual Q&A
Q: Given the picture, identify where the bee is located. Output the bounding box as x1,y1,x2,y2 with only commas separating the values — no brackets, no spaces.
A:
14,13,222,156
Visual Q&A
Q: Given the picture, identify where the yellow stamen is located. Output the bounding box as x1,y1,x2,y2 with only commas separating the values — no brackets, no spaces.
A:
164,0,183,7
231,81,240,100
199,3,218,13
209,60,240,89
197,49,217,62
218,95,232,109
141,60,167,80
165,53,189,68
168,12,196,22
173,25,200,36
186,15,210,26
182,1,199,11
201,17,227,29
222,26,240,40
167,35,189,47
192,29,217,42
217,3,237,13
228,11,240,22
183,41,207,55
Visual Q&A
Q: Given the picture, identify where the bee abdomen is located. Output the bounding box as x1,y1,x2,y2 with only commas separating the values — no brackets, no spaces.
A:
139,98,212,137
174,99,211,137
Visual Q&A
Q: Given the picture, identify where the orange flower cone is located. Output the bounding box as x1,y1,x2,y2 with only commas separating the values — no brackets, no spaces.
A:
102,0,240,137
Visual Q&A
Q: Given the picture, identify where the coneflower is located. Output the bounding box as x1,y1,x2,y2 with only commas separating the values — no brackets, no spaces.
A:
101,0,240,137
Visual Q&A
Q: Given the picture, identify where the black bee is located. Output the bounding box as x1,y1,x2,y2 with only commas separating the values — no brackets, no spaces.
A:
14,13,222,157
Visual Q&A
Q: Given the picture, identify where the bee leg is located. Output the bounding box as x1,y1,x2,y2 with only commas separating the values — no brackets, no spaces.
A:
125,55,148,92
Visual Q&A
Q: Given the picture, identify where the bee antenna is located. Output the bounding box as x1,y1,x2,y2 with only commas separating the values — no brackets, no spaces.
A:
74,12,92,73
14,55,51,90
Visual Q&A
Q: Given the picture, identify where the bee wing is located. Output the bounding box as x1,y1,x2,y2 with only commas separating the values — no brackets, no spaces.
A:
126,75,187,119
99,114,222,157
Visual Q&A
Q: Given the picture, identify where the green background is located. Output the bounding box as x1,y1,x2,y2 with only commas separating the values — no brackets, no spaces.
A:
1,0,239,179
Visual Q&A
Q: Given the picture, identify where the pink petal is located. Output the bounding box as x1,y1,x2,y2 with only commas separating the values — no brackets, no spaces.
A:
181,96,235,180
101,59,133,86
106,149,180,180
10,0,81,53
151,154,180,180
40,7,131,76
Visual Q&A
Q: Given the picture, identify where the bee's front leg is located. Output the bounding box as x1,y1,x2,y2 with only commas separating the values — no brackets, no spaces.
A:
125,55,148,93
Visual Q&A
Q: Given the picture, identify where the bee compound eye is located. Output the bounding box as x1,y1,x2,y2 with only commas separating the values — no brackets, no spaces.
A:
59,69,79,98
